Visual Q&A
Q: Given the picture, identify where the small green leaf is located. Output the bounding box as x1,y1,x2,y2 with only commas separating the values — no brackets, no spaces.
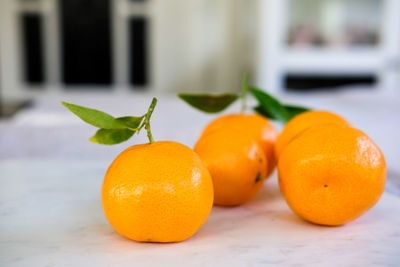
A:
62,98,158,145
115,116,144,129
178,93,239,113
62,102,125,129
253,105,276,120
284,105,310,120
254,104,310,121
90,128,135,145
249,87,291,123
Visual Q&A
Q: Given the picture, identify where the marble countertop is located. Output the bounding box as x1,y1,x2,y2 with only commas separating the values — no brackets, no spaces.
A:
1,89,400,266
0,160,399,266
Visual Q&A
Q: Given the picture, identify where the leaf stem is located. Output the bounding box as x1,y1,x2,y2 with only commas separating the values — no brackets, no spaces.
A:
144,97,157,144
241,73,249,113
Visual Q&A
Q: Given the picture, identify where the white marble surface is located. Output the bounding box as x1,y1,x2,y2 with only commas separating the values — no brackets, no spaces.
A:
1,88,400,266
0,159,399,267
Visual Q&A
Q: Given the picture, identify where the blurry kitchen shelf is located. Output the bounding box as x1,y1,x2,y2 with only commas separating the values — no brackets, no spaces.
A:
257,0,400,93
281,48,381,74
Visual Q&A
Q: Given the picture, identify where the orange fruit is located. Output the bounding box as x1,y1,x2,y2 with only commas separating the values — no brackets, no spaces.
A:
102,141,214,242
275,110,350,159
278,124,386,226
200,113,277,176
194,129,268,206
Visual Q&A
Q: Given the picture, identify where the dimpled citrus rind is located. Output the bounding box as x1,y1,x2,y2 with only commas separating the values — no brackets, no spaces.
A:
278,124,386,226
275,110,350,159
102,141,214,242
195,129,268,206
201,113,277,176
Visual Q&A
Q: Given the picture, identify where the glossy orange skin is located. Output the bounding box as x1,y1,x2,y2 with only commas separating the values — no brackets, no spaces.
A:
102,141,214,242
194,130,268,206
278,124,386,226
275,110,350,159
201,113,277,176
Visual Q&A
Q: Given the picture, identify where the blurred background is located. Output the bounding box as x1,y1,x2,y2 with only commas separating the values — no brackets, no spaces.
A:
0,0,399,181
1,0,400,103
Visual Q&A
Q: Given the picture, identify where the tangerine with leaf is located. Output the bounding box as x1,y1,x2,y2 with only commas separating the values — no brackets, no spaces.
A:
245,87,385,225
62,98,214,242
179,77,310,179
179,75,310,205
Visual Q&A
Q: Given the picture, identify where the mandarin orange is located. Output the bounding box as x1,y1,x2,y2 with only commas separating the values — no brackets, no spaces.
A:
194,129,268,206
278,124,386,226
200,113,277,176
102,141,214,242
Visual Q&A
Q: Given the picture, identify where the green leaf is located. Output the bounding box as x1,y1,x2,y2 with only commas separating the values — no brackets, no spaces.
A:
62,102,125,129
62,98,158,146
115,116,144,129
178,93,239,113
90,128,135,145
253,105,275,120
249,87,291,123
284,105,310,120
254,104,310,121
